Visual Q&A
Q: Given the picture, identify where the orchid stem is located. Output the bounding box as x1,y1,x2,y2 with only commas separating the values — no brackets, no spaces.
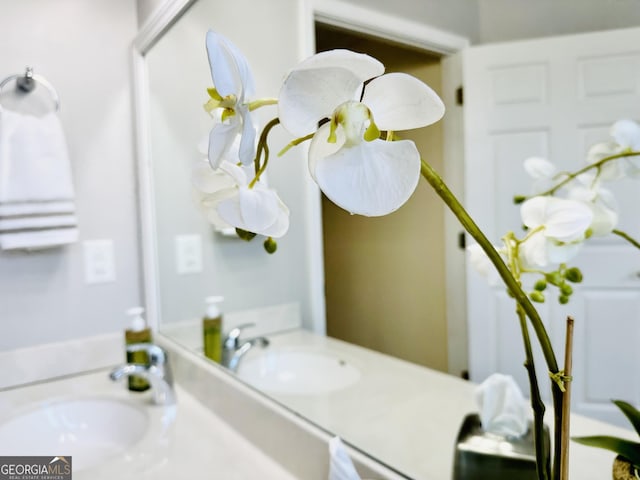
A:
517,305,550,480
612,229,640,250
419,159,564,479
249,118,280,188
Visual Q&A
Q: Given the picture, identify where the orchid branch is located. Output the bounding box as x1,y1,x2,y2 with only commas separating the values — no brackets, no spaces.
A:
612,229,640,250
420,159,565,479
524,151,640,200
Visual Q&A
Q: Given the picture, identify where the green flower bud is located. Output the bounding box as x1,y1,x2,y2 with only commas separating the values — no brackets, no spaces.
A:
534,279,547,291
565,267,583,283
513,195,527,204
560,283,573,296
263,237,277,254
529,291,545,303
546,271,563,286
558,295,570,305
236,228,257,241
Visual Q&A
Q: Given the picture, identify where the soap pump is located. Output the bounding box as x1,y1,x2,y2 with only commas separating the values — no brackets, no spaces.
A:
203,296,224,363
124,306,152,392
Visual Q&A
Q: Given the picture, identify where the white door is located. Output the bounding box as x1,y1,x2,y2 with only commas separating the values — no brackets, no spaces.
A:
463,27,640,426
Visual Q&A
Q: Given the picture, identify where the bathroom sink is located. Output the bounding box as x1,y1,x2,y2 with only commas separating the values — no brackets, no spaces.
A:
237,348,361,395
0,397,149,471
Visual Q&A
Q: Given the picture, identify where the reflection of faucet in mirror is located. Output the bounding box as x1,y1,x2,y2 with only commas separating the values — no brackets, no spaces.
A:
110,343,175,405
222,324,269,372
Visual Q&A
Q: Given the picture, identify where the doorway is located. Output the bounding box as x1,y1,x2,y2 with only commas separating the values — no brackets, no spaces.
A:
316,23,449,372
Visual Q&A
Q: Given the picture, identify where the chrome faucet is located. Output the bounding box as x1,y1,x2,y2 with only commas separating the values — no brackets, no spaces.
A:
222,323,269,372
110,343,175,405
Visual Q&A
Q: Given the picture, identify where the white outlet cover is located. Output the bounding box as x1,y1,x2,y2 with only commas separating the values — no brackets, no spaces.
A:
175,234,203,274
83,239,116,284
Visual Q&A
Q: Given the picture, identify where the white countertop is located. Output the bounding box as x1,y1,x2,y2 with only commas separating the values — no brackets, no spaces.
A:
0,369,297,480
234,329,637,480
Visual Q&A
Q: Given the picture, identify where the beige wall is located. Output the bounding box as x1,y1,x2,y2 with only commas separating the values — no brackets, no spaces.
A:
318,26,448,372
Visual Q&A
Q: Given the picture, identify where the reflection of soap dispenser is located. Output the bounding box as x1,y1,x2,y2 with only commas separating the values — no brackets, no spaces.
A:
203,296,224,363
124,307,152,392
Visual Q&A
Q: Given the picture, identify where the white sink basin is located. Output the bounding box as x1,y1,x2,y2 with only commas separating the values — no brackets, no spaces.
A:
0,397,149,471
237,348,361,395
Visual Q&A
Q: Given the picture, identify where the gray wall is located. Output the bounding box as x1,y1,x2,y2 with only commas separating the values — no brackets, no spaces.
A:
0,0,140,350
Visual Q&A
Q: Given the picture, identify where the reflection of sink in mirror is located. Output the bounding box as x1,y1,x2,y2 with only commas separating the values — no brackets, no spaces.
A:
0,397,149,471
237,347,361,395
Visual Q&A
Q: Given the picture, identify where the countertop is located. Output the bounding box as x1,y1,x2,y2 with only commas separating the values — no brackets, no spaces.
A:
233,329,638,480
0,369,297,480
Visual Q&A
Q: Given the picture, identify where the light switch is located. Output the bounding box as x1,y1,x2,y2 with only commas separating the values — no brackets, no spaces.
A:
175,234,203,274
83,239,116,284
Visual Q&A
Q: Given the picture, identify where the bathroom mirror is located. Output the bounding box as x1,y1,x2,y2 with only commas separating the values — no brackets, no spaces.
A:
134,0,640,477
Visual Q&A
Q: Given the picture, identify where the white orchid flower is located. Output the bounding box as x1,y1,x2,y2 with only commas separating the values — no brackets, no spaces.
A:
205,30,257,168
198,161,289,238
467,243,506,286
523,156,558,193
278,49,445,216
585,142,625,180
566,183,618,237
610,119,640,176
519,196,593,267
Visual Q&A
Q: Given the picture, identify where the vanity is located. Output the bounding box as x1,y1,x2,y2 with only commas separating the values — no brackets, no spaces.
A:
1,329,635,479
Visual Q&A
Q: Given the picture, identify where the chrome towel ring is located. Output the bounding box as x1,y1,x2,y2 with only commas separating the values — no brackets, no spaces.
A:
0,67,60,111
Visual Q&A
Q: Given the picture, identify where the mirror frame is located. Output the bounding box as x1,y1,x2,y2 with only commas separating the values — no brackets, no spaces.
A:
131,0,469,339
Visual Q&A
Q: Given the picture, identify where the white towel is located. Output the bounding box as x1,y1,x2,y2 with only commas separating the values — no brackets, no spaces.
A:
0,108,78,250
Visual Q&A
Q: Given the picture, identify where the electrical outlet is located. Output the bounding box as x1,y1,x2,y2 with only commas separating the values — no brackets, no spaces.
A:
175,234,203,274
83,239,116,284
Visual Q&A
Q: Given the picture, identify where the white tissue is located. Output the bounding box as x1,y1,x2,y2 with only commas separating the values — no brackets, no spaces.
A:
475,373,529,437
329,437,361,480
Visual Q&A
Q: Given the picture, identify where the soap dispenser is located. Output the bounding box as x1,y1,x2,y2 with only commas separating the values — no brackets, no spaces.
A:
124,307,152,392
203,296,224,363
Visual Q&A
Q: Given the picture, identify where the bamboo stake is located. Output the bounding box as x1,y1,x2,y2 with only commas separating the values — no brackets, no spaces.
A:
560,316,575,480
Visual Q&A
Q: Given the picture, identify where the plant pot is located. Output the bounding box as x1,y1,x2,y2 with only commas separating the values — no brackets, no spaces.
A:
613,455,640,480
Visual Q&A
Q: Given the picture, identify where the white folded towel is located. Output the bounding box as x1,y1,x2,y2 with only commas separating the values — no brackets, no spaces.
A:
0,108,78,250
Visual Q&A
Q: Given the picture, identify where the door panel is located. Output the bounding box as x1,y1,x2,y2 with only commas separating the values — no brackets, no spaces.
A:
463,27,640,426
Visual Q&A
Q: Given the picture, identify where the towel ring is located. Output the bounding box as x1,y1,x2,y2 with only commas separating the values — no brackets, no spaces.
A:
0,67,60,111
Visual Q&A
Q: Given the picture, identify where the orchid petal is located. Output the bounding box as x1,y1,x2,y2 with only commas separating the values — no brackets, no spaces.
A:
191,159,235,193
279,50,384,137
520,231,549,268
308,123,342,183
237,106,257,165
215,186,289,237
467,243,504,286
208,119,240,169
219,160,247,186
521,196,592,242
547,240,583,264
524,157,556,179
363,73,445,130
311,136,420,216
587,142,624,180
611,119,640,150
198,187,236,230
206,30,244,97
590,202,618,236
279,67,367,137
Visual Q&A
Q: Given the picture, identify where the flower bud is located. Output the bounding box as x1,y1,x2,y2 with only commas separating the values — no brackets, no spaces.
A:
513,195,527,204
565,267,583,283
236,228,257,241
530,291,545,303
534,279,547,291
560,283,573,296
263,237,277,254
559,295,570,305
546,271,563,286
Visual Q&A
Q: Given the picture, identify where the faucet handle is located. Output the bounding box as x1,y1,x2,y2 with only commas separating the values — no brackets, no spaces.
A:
223,323,255,349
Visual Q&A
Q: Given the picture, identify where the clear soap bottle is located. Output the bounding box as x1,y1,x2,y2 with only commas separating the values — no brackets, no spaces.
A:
124,307,152,391
203,296,224,363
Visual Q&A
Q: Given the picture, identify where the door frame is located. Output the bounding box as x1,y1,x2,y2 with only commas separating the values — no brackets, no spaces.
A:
300,0,470,373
